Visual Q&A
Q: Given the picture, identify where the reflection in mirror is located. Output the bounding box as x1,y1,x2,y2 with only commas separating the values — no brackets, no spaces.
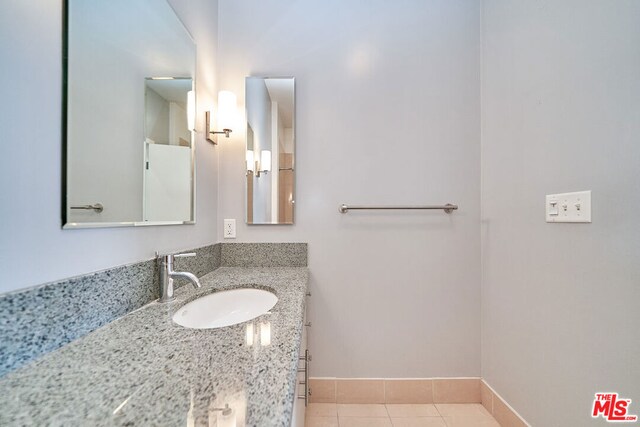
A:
143,78,194,222
245,77,295,225
64,0,196,228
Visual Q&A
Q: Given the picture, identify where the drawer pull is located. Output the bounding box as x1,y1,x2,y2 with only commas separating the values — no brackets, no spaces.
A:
299,349,310,406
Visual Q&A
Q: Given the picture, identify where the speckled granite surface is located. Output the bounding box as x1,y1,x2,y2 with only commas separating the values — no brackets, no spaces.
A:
0,267,309,427
221,243,307,267
0,243,220,377
173,243,221,282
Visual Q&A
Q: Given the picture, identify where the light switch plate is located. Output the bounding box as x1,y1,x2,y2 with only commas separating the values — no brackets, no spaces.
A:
223,219,236,238
546,191,591,223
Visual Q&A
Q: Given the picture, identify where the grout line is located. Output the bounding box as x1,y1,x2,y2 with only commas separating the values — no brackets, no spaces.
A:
434,402,443,417
432,379,437,406
319,405,496,427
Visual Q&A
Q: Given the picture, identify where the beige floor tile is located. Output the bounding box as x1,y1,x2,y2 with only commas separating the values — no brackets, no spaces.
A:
305,416,339,427
391,417,448,427
386,404,440,417
307,403,338,417
338,404,389,417
442,415,501,427
339,417,392,427
435,404,491,417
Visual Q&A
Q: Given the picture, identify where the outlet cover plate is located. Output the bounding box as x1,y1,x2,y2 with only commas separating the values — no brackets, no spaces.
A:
223,219,236,238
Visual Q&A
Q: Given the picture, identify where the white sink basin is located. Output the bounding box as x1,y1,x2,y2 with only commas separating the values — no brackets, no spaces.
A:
172,288,278,329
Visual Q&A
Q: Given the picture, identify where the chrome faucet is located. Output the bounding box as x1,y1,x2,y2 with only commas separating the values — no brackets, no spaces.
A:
157,252,202,302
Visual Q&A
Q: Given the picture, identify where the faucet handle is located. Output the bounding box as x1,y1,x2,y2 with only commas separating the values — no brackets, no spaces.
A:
174,252,196,258
155,252,196,264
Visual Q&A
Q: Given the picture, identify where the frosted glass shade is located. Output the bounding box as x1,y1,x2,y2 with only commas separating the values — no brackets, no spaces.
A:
187,90,195,131
246,150,254,172
260,150,271,172
260,321,271,346
217,91,237,130
245,323,254,346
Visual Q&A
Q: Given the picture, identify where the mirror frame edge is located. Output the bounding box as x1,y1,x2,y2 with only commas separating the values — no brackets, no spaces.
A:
61,0,69,228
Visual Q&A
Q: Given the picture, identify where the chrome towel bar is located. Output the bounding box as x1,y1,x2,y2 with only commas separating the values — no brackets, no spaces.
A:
70,203,104,213
339,203,458,214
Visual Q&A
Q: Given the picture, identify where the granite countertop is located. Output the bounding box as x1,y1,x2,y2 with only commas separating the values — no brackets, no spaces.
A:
0,267,309,427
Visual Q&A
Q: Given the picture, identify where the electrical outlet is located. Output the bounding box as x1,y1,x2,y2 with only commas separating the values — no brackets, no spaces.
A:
223,219,236,238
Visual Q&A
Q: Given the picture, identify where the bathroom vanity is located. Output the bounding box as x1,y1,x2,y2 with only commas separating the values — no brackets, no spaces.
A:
0,266,309,427
1,0,310,422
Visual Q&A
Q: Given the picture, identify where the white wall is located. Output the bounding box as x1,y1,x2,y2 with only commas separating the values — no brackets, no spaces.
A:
0,0,219,294
146,88,170,145
169,102,189,146
481,1,640,425
217,0,481,377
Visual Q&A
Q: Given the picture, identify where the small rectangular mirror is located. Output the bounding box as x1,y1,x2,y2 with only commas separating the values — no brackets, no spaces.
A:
245,77,295,225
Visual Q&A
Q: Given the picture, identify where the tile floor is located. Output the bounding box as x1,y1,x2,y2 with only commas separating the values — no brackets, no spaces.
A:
305,403,501,427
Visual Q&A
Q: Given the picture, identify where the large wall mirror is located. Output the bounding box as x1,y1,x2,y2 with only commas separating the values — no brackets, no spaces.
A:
245,77,295,225
63,0,196,228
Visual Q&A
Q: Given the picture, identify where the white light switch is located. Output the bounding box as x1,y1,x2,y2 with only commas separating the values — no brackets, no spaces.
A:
546,191,591,223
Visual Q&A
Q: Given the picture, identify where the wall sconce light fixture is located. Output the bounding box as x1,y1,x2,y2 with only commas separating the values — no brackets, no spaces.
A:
245,323,254,346
259,321,271,346
187,90,195,131
245,321,271,347
206,91,237,144
255,150,272,177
